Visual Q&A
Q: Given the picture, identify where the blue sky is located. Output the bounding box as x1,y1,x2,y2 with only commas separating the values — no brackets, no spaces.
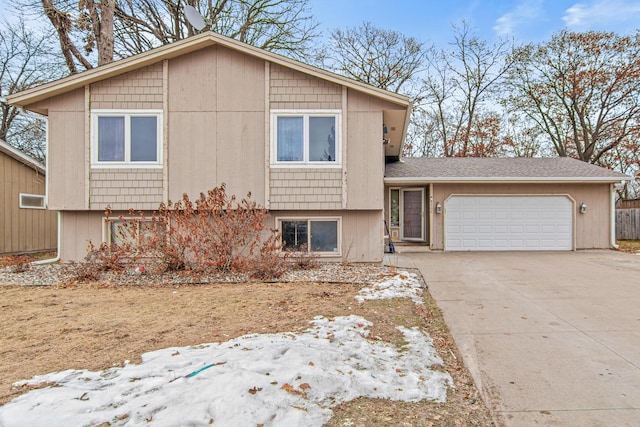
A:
308,0,640,45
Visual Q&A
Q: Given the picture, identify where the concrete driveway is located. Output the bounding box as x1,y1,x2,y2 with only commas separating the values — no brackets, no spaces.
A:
390,250,640,427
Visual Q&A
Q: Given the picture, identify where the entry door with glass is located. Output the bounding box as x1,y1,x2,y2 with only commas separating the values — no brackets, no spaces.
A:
400,188,425,241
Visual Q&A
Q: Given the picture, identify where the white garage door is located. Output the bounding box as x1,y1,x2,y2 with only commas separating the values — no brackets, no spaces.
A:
445,196,573,251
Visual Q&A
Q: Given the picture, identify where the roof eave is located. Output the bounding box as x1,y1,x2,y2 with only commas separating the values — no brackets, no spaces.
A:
0,140,45,174
384,176,632,184
9,31,411,111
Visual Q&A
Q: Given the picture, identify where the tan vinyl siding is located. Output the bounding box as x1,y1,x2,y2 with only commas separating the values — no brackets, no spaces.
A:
270,64,342,110
59,210,103,262
430,183,612,250
268,210,383,262
269,169,342,209
90,169,163,210
0,152,57,254
346,90,388,210
90,63,163,110
167,46,266,202
44,89,87,210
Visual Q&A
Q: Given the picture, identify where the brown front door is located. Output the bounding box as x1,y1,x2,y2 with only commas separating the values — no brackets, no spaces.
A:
401,189,424,240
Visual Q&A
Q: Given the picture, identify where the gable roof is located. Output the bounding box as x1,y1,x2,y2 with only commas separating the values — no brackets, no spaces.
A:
384,157,631,183
8,31,411,111
0,139,45,174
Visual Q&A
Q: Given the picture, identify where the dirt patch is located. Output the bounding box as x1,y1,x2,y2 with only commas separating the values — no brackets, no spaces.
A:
0,274,494,425
616,240,640,253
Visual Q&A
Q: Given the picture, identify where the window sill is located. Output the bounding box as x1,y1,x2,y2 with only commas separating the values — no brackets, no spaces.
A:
91,163,163,169
270,163,342,169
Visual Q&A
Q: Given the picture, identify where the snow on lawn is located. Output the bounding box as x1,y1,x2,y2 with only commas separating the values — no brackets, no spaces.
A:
356,271,424,305
0,272,451,427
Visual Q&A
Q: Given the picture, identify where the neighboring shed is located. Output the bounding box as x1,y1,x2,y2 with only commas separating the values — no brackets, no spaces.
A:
0,139,57,255
384,157,631,251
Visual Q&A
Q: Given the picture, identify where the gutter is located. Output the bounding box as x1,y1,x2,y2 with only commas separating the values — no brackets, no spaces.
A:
384,176,632,184
33,211,61,265
610,183,619,249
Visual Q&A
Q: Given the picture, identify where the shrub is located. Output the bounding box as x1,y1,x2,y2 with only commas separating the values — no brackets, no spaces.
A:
79,184,288,277
287,244,319,270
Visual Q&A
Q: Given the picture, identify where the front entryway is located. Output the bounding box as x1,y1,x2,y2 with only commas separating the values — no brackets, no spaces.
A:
401,188,425,241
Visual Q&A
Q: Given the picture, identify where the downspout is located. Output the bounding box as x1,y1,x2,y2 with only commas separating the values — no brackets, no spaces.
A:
610,183,618,249
33,116,62,265
33,212,61,264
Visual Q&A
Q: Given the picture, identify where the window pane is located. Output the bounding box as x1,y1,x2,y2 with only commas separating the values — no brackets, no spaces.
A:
390,189,400,227
310,220,338,252
130,116,158,162
98,116,125,161
20,194,45,208
281,220,308,251
110,220,138,246
309,117,336,161
277,117,303,161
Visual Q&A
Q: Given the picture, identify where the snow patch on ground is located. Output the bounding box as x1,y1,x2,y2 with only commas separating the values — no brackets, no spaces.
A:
356,271,424,304
0,271,449,426
0,316,451,427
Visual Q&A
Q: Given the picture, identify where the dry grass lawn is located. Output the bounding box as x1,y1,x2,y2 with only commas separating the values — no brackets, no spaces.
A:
0,277,494,426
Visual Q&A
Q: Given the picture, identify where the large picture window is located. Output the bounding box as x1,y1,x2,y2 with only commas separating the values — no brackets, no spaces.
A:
278,218,340,255
272,111,340,165
92,110,162,167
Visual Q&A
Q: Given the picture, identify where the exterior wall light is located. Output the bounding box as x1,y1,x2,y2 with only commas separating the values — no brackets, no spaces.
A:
436,202,442,214
579,202,587,214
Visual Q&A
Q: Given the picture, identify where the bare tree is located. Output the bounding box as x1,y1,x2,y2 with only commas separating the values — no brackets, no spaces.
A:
501,114,547,158
114,0,319,60
0,21,65,161
30,0,318,74
39,0,115,73
325,21,426,94
505,29,640,196
416,22,515,157
505,30,640,164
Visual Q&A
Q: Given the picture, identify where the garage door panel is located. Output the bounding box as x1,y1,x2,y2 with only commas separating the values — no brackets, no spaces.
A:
445,196,573,251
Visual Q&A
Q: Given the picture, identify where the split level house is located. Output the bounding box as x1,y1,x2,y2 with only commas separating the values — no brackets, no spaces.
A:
0,139,57,255
8,32,630,262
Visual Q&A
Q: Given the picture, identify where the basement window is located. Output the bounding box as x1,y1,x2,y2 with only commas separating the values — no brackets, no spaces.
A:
19,193,45,209
278,217,341,255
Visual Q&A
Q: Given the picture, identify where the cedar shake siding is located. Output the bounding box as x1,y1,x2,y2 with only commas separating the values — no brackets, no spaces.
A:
270,64,342,110
90,63,163,110
90,169,163,210
270,169,342,210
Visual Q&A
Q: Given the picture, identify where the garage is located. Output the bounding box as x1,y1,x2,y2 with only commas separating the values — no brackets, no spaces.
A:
444,195,573,251
384,157,631,251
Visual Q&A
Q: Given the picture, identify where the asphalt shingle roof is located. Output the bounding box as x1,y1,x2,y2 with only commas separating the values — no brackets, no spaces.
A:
384,157,630,182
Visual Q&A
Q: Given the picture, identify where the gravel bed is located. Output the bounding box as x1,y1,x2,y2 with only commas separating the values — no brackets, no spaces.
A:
0,262,398,287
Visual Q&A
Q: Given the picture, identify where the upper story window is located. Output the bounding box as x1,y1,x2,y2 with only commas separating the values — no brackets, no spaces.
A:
271,110,341,166
91,110,162,167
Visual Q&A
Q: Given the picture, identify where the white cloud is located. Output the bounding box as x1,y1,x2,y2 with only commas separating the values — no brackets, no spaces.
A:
494,0,544,36
563,0,640,29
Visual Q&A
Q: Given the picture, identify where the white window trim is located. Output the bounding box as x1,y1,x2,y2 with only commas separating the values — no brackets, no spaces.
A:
270,109,342,167
19,193,46,209
276,216,342,256
91,109,163,169
389,187,400,227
